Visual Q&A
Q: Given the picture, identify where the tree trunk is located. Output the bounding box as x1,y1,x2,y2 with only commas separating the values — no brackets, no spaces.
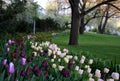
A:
69,0,80,45
98,14,104,34
79,16,85,34
33,19,36,35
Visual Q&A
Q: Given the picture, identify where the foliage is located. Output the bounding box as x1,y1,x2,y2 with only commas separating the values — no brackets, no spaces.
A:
31,32,52,42
0,39,120,81
36,17,61,31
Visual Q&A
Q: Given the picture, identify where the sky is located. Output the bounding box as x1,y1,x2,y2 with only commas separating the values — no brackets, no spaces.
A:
34,0,48,9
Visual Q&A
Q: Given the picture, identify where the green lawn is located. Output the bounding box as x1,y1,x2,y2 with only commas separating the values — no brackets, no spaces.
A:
52,32,120,64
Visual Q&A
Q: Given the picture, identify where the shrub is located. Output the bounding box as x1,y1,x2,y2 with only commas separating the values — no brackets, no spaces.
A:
36,17,61,32
31,32,52,42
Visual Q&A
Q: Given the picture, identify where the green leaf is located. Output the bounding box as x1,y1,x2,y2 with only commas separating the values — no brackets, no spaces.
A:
0,70,5,81
30,75,35,81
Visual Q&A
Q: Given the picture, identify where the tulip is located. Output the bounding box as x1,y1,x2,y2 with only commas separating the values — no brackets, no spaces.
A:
80,58,85,64
89,59,93,64
32,65,41,76
68,60,73,69
104,68,109,73
41,60,47,68
20,70,26,76
27,57,33,62
34,69,41,76
6,47,10,52
44,71,48,78
98,79,104,81
2,59,7,66
111,72,119,80
52,64,57,68
75,66,79,71
39,52,44,57
95,69,101,78
107,79,114,81
50,54,54,59
87,68,91,73
20,58,26,66
14,54,19,58
74,56,78,61
5,43,8,47
45,65,49,71
44,49,48,53
63,48,68,53
64,57,69,63
58,66,64,71
61,68,71,77
25,67,31,76
78,69,84,75
89,78,95,81
20,51,26,58
8,40,12,45
7,62,15,74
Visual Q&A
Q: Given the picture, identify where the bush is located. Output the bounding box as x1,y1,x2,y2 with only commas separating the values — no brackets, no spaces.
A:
36,17,61,32
91,28,97,32
31,32,52,42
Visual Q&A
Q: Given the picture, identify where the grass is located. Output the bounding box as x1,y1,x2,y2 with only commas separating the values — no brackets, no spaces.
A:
52,32,120,64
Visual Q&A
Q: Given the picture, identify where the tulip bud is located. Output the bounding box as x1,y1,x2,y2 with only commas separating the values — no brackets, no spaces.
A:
20,58,26,66
104,68,109,73
89,59,93,64
2,59,7,66
61,68,71,77
112,72,119,80
7,62,15,74
6,47,10,52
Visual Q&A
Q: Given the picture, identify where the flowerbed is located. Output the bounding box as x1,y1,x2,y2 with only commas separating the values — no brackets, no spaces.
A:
0,39,120,81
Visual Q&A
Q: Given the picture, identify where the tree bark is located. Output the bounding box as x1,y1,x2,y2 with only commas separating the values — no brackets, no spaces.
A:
69,0,80,45
79,16,85,34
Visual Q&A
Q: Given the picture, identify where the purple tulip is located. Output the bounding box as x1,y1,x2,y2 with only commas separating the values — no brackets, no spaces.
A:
6,47,10,52
44,71,49,78
44,49,48,53
5,43,8,47
20,70,26,76
32,65,38,72
14,54,19,58
7,62,15,74
20,52,27,58
41,60,47,68
39,52,44,57
25,67,31,76
61,68,71,77
68,60,73,69
2,59,7,66
8,40,12,45
27,57,33,62
50,54,54,59
20,58,26,66
34,69,41,76
32,65,41,76
45,65,49,71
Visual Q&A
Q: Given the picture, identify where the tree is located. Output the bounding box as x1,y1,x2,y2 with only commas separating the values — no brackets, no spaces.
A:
68,0,119,45
97,2,120,34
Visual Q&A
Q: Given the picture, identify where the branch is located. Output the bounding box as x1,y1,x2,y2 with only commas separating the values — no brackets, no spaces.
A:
108,3,120,11
62,6,71,10
81,0,117,16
